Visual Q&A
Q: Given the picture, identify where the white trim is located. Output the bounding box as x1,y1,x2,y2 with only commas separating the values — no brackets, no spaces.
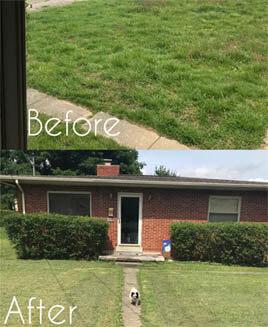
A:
208,195,242,222
47,191,92,216
117,192,143,247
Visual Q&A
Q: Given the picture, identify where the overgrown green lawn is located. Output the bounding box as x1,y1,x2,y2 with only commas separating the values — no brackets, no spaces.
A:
28,113,125,149
27,0,268,149
139,262,268,326
0,228,123,326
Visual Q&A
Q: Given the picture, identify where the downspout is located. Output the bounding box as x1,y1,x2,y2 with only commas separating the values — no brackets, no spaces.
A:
15,179,25,214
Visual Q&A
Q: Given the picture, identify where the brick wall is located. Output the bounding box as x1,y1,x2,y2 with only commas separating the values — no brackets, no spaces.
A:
17,185,268,252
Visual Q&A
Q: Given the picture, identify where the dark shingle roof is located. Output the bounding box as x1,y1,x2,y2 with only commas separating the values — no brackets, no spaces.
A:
59,174,267,185
1,174,267,190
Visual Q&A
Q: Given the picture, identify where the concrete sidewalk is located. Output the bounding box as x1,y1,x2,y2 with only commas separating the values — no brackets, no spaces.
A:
27,88,189,150
27,0,76,11
121,264,141,327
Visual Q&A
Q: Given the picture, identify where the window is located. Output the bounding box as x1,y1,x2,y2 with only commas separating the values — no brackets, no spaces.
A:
48,192,91,216
208,196,241,222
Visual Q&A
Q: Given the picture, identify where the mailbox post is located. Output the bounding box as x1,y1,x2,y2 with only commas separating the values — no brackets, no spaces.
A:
162,240,172,259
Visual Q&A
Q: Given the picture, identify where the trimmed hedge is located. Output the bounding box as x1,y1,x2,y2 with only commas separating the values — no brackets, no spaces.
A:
170,222,268,266
4,212,108,260
0,210,15,227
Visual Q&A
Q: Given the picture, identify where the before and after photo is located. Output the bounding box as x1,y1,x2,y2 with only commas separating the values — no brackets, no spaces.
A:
0,1,267,326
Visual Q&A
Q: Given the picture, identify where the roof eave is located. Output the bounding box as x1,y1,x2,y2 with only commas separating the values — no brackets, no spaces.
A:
1,175,268,191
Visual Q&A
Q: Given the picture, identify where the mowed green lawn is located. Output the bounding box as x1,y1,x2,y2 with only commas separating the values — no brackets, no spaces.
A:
139,262,268,326
0,228,123,326
27,0,268,149
2,227,268,327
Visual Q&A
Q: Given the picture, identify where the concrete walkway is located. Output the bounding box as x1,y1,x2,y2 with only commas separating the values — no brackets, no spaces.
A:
120,264,141,327
27,88,189,149
27,0,76,11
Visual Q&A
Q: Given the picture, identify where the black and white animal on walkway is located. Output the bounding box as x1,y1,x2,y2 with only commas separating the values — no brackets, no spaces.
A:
129,287,140,306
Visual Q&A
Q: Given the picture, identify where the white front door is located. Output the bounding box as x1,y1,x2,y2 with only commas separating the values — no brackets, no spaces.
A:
117,193,143,246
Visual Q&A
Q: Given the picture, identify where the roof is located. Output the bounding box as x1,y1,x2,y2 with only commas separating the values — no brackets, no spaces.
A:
1,174,268,191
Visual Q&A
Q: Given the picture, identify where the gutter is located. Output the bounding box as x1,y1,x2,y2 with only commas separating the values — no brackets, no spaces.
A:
15,179,25,214
1,175,268,191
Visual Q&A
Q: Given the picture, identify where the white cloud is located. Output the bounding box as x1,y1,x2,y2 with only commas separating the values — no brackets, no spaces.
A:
248,178,268,182
177,166,243,180
141,166,148,175
138,151,268,181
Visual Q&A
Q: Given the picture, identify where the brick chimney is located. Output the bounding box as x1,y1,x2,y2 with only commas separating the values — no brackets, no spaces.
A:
97,162,120,176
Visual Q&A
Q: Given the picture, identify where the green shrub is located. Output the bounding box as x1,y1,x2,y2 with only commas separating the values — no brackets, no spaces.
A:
170,222,268,266
0,210,15,227
4,212,108,260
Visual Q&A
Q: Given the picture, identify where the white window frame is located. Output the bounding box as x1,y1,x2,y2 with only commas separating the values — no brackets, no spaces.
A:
47,191,92,216
208,195,241,222
117,192,143,247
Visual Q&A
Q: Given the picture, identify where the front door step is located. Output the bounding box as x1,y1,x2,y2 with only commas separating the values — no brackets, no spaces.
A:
99,252,165,262
116,244,142,253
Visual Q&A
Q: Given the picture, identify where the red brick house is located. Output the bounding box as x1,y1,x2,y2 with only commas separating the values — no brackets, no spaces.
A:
1,163,268,253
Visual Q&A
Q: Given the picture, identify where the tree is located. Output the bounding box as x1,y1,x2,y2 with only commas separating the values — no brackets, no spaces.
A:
0,151,37,209
0,150,145,209
0,150,144,176
154,165,177,177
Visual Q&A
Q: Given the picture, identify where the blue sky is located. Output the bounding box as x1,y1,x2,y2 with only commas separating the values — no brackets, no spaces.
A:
138,151,268,181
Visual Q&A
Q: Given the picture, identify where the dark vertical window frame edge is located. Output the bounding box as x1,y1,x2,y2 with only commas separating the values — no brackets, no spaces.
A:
1,0,27,149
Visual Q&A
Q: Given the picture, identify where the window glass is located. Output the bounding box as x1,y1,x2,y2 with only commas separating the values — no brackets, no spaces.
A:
49,193,90,216
209,197,240,222
209,213,238,222
121,197,139,244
